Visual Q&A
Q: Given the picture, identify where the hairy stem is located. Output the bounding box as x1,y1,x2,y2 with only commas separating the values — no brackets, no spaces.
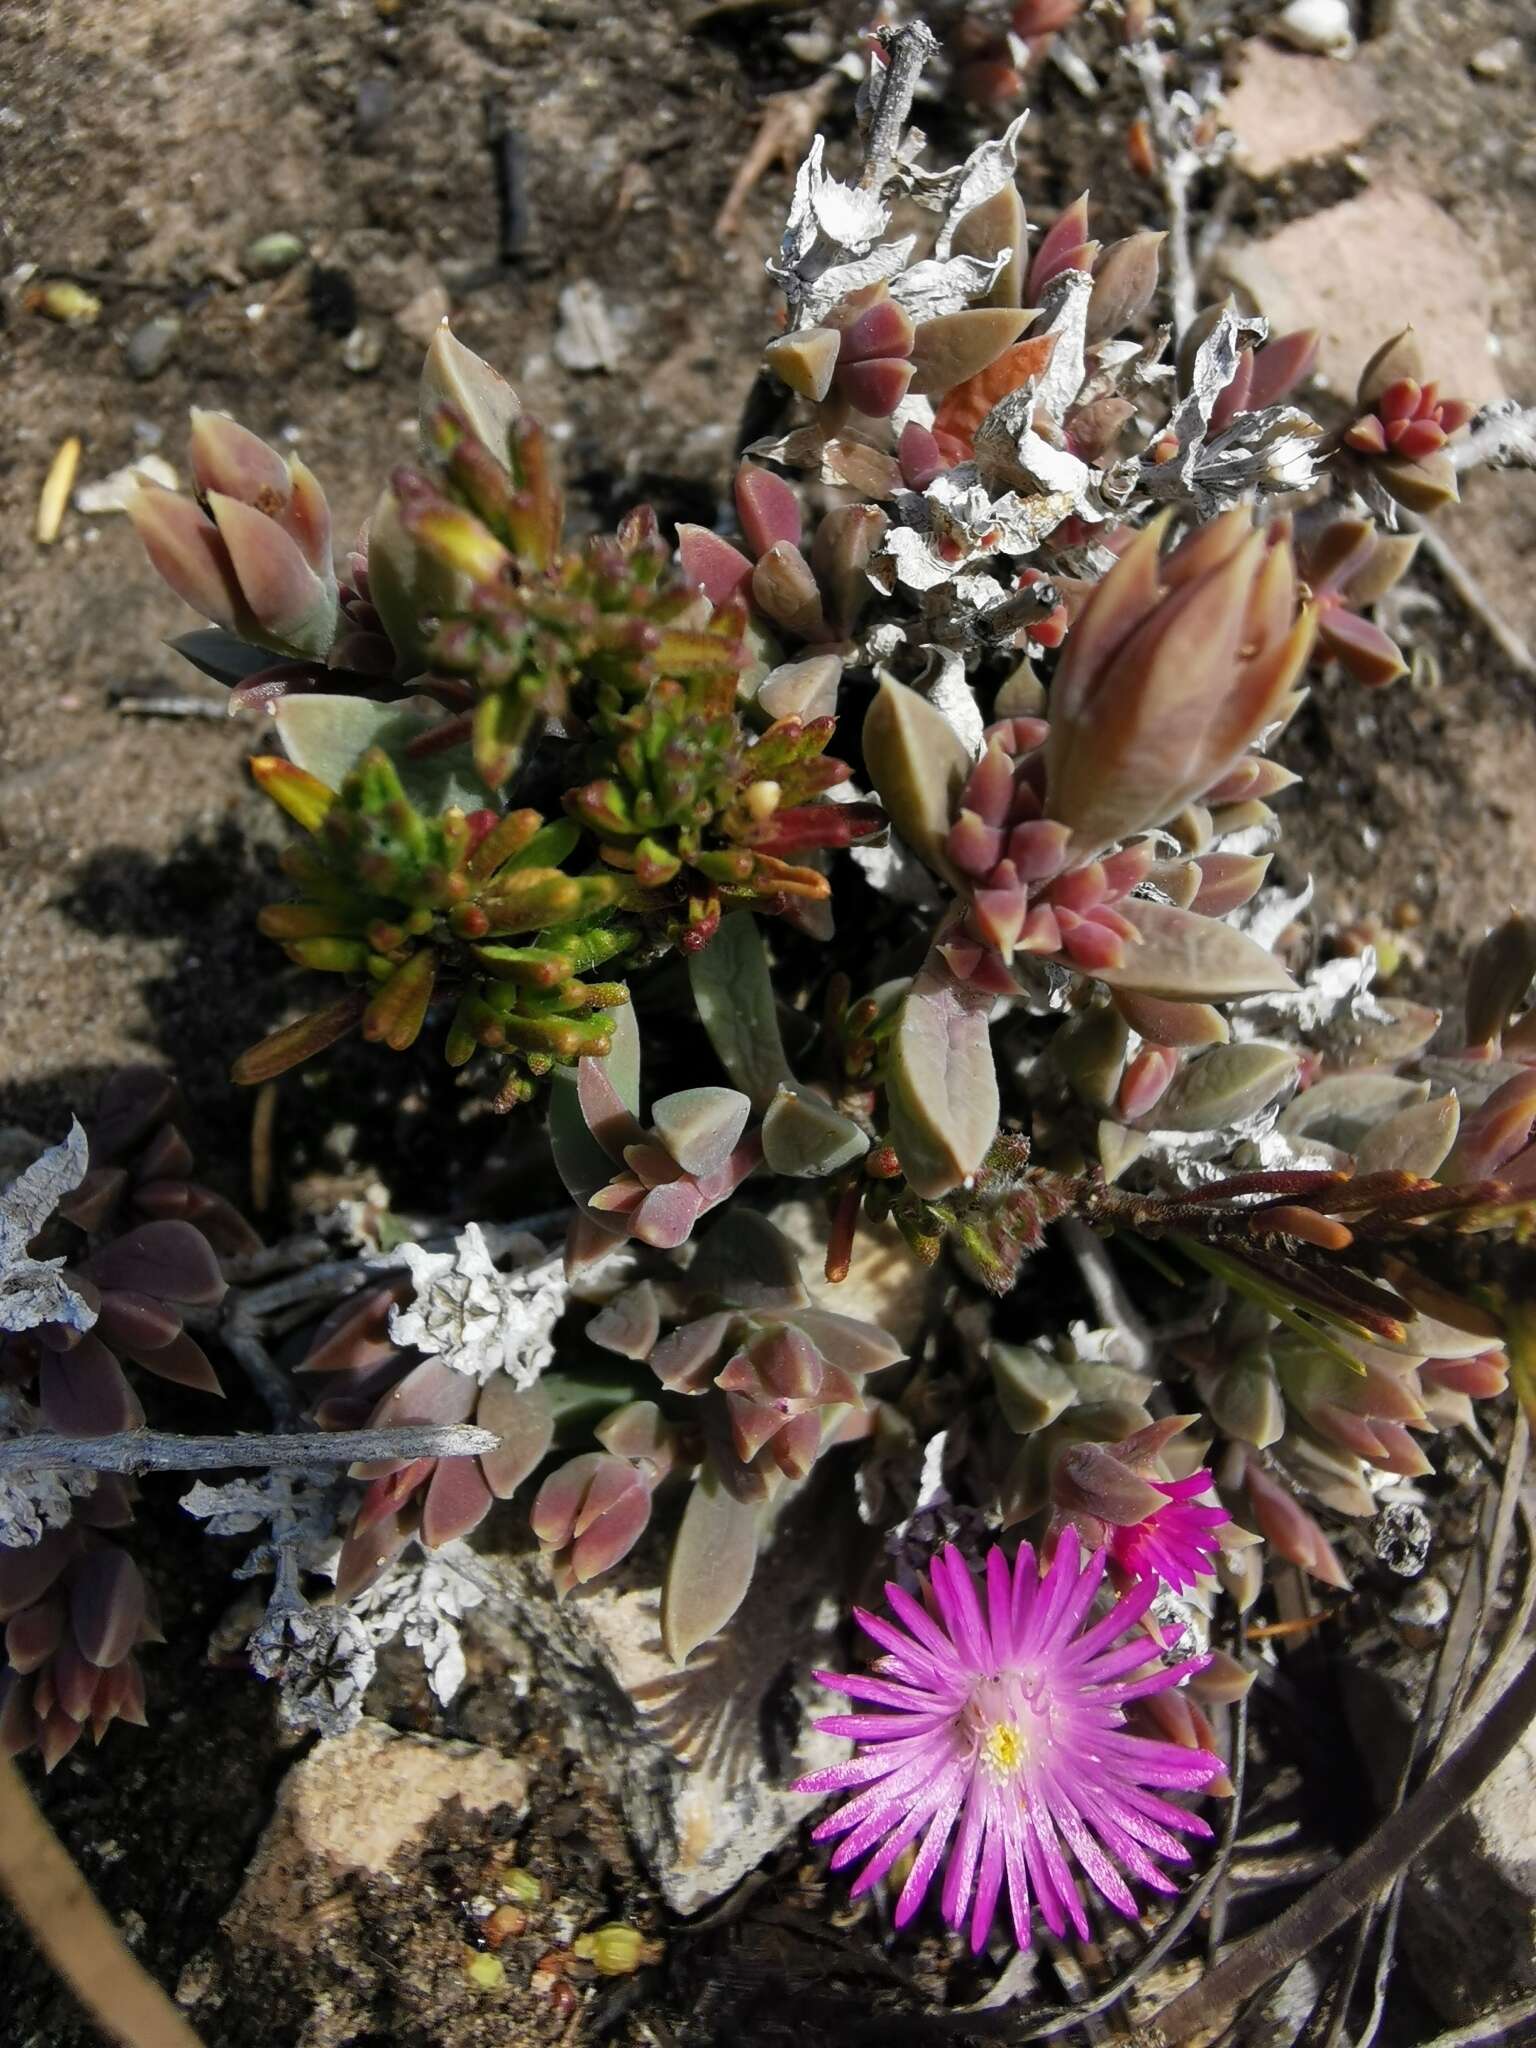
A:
0,1423,501,1479
1134,1641,1536,2047
0,1756,207,2048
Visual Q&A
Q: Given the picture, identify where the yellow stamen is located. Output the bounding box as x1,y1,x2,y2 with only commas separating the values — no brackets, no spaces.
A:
982,1721,1025,1777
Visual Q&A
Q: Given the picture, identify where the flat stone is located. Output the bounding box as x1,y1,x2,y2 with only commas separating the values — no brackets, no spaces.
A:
1223,39,1381,179
1220,186,1505,402
225,1718,529,1930
1342,1645,1536,2022
471,1478,857,1914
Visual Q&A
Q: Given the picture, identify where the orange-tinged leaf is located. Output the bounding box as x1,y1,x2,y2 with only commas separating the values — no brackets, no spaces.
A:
932,334,1058,452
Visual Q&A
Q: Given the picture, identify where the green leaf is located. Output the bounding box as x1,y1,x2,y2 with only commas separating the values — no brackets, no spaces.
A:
688,913,794,1111
887,970,1000,1199
1092,903,1296,1001
661,1459,763,1664
275,694,482,813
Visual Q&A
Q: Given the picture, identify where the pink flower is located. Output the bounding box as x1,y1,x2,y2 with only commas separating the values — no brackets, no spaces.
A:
795,1535,1224,1952
1107,1474,1229,1596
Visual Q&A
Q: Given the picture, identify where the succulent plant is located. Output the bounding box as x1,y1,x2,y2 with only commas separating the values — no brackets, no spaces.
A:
1,1069,257,1766
89,40,1535,1951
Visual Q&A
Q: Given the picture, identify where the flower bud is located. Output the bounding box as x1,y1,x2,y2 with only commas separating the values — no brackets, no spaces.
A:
1045,509,1314,858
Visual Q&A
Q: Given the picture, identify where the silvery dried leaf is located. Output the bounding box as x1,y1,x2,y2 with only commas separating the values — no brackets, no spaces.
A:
973,391,1103,524
1033,270,1093,430
1137,1102,1295,1182
768,135,914,327
1144,403,1323,515
904,112,1028,246
1237,878,1314,956
919,647,985,758
890,249,1011,323
1147,303,1267,482
182,1476,280,1539
0,1119,96,1337
250,1592,376,1737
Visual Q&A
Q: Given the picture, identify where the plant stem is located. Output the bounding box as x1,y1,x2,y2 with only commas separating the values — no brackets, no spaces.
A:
859,22,937,194
0,1756,207,2048
0,1423,500,1479
1134,1641,1536,2047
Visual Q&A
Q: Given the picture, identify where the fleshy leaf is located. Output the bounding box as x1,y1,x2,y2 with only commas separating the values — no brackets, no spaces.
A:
1091,904,1296,1001
275,695,482,814
861,676,972,884
761,1088,871,1178
661,1459,762,1664
651,1087,752,1179
887,967,1000,1199
688,913,795,1111
1147,1044,1300,1133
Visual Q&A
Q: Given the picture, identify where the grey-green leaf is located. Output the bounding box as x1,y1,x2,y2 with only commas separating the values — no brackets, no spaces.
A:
275,694,482,813
861,675,971,884
688,914,794,1111
887,970,1000,1199
1093,903,1297,1001
661,1460,763,1663
1352,1093,1460,1177
1148,1042,1300,1133
1277,1072,1430,1152
651,1087,752,1178
762,1087,870,1178
418,323,521,463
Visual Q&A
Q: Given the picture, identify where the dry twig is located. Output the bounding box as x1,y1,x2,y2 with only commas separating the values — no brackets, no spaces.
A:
0,1757,206,2048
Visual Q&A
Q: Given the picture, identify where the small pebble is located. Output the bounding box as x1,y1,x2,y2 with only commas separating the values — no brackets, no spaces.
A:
464,1950,505,1991
242,230,306,279
123,313,183,380
74,453,178,515
354,75,394,140
1469,38,1520,80
1271,0,1356,58
1392,1574,1450,1641
341,322,385,374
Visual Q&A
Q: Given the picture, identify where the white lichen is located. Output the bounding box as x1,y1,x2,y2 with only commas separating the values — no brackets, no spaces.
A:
387,1223,565,1388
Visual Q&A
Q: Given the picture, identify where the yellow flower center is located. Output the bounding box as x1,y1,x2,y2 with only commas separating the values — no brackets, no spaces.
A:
980,1720,1026,1777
